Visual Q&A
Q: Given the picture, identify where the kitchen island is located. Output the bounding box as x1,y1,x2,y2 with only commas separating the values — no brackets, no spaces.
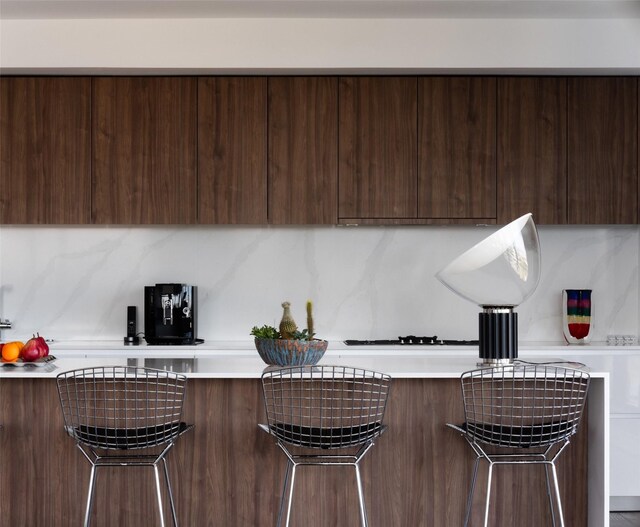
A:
0,344,609,527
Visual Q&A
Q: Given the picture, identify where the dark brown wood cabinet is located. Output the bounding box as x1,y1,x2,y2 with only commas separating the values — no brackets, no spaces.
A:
0,377,588,526
1,75,638,226
568,77,638,224
198,77,267,224
268,77,338,224
0,77,91,224
92,77,197,224
419,77,496,220
498,77,568,224
339,77,418,220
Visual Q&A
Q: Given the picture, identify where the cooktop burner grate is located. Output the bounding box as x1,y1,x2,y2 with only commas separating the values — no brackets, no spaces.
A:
344,335,479,346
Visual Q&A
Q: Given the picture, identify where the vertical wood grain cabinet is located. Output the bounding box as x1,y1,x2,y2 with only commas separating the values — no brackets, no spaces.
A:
568,77,638,224
1,75,638,225
198,77,267,224
0,77,91,224
419,77,496,221
497,77,568,224
268,77,338,224
92,77,198,224
339,77,418,220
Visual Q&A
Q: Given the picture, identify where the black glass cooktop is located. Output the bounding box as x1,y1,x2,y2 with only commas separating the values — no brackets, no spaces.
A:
344,335,479,346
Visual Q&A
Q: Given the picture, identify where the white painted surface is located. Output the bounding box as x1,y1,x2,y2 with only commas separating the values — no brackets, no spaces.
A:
610,418,640,498
2,17,640,72
0,225,638,344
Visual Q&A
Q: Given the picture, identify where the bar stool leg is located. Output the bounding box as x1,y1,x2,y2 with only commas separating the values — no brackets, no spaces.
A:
276,460,292,527
550,463,565,527
545,464,557,527
154,464,167,527
483,462,494,527
355,463,369,527
84,464,98,527
464,456,481,527
284,464,297,527
162,457,178,527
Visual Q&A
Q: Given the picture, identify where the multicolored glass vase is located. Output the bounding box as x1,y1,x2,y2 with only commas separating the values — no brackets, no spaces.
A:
562,289,593,344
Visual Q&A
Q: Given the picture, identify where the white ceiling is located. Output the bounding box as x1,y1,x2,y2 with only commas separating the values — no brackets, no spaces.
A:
1,0,640,19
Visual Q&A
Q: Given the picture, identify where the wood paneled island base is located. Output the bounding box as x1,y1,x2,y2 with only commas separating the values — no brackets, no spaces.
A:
0,377,588,526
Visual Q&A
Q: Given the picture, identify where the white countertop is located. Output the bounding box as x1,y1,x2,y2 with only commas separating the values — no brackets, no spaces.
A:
0,339,615,379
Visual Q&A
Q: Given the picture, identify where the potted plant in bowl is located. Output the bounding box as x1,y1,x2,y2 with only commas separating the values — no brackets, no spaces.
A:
251,301,328,366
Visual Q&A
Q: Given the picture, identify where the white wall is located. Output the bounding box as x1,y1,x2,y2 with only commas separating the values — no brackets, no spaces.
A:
2,18,640,72
0,225,638,343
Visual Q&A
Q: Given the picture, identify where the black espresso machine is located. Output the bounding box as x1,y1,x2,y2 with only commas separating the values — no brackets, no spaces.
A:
144,284,203,345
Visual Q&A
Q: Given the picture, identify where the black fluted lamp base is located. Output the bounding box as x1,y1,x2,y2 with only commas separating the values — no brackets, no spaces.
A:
478,307,518,365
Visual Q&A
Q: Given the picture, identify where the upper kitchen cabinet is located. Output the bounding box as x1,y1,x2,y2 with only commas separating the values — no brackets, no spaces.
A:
0,77,91,224
339,77,418,220
568,77,638,224
419,77,496,221
92,77,197,224
198,77,267,224
497,77,567,224
268,77,338,224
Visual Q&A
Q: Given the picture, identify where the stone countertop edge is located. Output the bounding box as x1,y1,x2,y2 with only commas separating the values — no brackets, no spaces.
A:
39,339,640,354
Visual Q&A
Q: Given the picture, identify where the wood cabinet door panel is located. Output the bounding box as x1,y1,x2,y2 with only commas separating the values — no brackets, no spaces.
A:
498,77,567,224
198,77,267,224
92,77,197,224
0,77,90,224
419,77,496,219
268,77,338,224
568,77,638,224
339,77,418,219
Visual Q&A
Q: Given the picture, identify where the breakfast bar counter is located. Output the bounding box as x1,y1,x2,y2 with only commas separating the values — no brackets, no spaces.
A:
0,345,609,526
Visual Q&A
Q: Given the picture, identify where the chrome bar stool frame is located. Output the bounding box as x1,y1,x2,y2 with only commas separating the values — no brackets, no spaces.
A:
447,364,590,527
260,365,392,527
56,366,193,527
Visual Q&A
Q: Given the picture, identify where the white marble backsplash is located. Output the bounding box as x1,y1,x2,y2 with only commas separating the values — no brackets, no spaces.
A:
0,225,638,343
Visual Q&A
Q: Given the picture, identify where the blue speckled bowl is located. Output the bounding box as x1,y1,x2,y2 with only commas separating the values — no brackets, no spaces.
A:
254,338,328,366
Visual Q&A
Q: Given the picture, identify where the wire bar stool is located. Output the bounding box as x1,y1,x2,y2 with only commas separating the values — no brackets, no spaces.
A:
447,364,590,527
260,365,392,527
56,366,193,527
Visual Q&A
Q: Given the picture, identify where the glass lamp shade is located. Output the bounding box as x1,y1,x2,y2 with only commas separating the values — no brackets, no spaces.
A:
436,213,541,308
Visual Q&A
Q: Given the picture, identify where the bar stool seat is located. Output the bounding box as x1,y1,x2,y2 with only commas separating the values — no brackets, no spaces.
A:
260,364,391,527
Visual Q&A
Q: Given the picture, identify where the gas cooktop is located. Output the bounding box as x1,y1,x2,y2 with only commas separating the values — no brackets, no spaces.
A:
344,335,479,346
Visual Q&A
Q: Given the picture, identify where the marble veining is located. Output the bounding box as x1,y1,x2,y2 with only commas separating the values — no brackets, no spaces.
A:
0,225,638,343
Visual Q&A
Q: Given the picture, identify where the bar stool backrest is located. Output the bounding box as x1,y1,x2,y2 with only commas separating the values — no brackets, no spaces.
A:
261,365,391,449
460,364,590,448
56,366,188,450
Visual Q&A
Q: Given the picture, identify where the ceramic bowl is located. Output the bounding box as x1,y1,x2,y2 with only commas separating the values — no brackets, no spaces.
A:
254,338,328,366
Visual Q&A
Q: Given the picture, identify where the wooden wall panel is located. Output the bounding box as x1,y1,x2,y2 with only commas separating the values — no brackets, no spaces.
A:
498,77,568,224
198,77,267,224
268,77,338,224
339,77,418,220
92,77,197,224
0,377,588,527
0,77,90,224
419,76,496,219
568,77,638,224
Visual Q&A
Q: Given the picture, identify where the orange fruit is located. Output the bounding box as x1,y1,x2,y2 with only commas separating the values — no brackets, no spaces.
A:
2,341,24,362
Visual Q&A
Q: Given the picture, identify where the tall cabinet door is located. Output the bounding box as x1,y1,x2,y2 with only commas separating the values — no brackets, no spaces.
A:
198,77,267,224
268,77,338,224
92,77,197,224
498,77,567,224
568,77,638,224
339,77,418,220
419,77,496,220
0,77,90,224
